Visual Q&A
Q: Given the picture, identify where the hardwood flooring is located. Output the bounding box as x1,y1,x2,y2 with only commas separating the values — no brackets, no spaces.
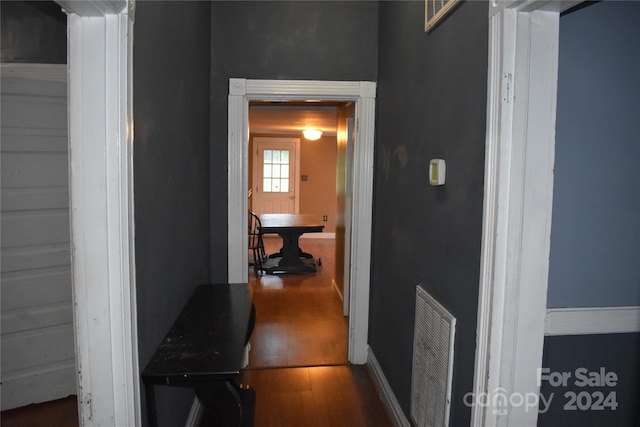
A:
1,237,391,426
239,236,392,426
248,236,348,368
0,395,78,427
238,365,391,427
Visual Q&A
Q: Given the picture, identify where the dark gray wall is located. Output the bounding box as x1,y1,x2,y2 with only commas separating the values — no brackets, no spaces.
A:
372,1,487,425
208,1,379,281
548,0,640,308
538,334,640,426
133,2,212,426
0,1,66,64
539,3,640,425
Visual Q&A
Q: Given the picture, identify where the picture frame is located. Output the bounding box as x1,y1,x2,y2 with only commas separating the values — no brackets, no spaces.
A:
425,0,460,32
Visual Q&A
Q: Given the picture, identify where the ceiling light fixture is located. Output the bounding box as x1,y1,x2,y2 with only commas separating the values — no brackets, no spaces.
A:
303,128,323,141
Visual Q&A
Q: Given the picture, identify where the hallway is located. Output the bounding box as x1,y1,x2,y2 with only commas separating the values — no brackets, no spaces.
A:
239,236,391,426
1,237,391,427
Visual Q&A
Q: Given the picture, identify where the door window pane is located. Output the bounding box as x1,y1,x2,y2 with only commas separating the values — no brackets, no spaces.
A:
262,149,290,193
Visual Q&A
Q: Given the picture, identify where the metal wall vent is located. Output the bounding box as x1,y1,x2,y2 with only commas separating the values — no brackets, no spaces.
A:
411,285,456,427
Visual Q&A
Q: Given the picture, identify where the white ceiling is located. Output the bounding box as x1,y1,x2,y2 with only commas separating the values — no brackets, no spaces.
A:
249,105,338,137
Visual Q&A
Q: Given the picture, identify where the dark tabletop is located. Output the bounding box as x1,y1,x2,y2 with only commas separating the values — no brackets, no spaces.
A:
259,213,324,234
141,283,252,386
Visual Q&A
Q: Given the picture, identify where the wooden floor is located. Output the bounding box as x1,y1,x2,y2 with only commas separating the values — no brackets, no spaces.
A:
1,237,391,426
238,365,391,427
0,395,79,427
240,236,392,426
248,236,348,368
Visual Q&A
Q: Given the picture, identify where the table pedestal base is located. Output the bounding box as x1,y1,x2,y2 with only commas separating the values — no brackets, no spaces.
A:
263,232,318,274
262,256,317,274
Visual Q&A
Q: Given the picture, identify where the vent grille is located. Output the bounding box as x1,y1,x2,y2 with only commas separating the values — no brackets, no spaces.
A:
411,285,456,427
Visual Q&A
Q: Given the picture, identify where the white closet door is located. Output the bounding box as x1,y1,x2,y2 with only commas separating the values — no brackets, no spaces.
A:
1,65,76,410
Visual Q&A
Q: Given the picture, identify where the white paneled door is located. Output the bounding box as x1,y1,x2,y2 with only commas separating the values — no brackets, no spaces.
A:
251,137,300,215
0,65,76,410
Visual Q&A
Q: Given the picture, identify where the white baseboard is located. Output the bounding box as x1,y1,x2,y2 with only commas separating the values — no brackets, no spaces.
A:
367,347,411,427
545,306,640,336
332,279,343,302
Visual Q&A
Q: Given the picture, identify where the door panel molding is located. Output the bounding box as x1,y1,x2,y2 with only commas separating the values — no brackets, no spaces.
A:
0,64,74,411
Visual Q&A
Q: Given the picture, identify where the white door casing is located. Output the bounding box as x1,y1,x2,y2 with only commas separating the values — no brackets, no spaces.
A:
342,114,356,317
472,1,581,426
342,116,355,316
228,79,376,364
59,0,140,425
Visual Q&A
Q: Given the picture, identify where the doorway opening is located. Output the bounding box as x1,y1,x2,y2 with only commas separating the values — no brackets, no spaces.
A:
227,78,376,364
246,100,353,369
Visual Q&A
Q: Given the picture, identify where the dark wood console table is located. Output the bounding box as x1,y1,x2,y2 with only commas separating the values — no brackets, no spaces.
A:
141,283,253,427
259,213,324,274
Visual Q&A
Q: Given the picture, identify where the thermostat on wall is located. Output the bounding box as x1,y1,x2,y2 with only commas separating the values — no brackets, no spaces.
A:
429,159,446,186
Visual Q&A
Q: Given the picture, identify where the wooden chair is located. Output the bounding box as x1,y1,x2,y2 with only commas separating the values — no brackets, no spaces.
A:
248,211,266,275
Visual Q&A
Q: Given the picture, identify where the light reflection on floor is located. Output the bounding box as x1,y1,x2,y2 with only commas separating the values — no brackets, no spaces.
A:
259,275,284,289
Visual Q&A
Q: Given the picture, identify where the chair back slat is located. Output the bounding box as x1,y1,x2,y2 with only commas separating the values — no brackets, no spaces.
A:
248,211,266,275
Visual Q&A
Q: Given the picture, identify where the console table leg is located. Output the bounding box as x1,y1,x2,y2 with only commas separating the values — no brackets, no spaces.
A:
145,383,158,427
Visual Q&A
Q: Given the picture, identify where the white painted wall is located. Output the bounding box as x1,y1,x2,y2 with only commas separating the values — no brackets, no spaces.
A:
0,64,76,410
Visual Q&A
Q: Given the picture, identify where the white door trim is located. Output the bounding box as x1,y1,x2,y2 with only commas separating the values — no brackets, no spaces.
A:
61,1,140,425
228,78,376,364
472,1,581,426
